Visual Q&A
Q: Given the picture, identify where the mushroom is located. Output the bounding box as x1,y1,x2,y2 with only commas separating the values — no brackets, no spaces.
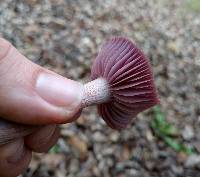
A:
83,37,159,129
0,37,159,145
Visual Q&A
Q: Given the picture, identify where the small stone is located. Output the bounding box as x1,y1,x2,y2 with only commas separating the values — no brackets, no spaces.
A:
109,132,120,142
171,165,183,175
49,19,66,30
82,37,93,47
68,135,88,159
57,139,70,153
60,127,74,137
121,145,131,161
26,0,38,6
116,174,126,177
102,147,114,156
185,155,200,167
145,161,155,171
41,154,65,167
194,142,200,153
182,125,194,141
128,169,139,176
177,152,188,164
50,0,64,5
167,40,181,55
146,130,154,142
24,24,39,34
93,131,107,142
76,115,87,126
192,31,200,40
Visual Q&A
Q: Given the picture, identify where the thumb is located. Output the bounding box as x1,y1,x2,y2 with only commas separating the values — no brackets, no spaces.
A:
0,38,84,125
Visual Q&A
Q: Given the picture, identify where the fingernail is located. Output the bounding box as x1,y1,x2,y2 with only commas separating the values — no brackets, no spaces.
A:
36,73,84,109
7,139,25,163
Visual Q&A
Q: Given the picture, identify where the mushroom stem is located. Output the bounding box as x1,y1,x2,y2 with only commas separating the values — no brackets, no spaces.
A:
81,77,110,107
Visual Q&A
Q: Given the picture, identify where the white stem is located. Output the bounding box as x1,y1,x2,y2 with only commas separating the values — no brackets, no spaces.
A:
81,78,110,107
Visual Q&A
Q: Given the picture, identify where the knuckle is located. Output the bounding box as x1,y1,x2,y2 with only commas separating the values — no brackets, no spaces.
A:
0,38,12,63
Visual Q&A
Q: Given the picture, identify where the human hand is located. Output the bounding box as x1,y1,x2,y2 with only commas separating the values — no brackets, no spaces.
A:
0,38,84,177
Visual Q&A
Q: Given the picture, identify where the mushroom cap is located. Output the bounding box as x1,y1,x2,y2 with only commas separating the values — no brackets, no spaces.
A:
91,37,159,130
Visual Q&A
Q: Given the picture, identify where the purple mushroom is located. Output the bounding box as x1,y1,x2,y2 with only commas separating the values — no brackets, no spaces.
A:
82,37,159,129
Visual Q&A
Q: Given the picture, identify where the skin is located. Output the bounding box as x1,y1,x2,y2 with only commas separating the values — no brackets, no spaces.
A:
0,38,83,177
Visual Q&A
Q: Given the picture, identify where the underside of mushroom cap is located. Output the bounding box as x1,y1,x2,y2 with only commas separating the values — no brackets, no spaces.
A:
91,37,159,130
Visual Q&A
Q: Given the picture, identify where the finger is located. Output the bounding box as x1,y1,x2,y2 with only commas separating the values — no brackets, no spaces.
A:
0,38,84,125
25,125,60,153
0,109,81,146
0,138,32,177
0,118,39,146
